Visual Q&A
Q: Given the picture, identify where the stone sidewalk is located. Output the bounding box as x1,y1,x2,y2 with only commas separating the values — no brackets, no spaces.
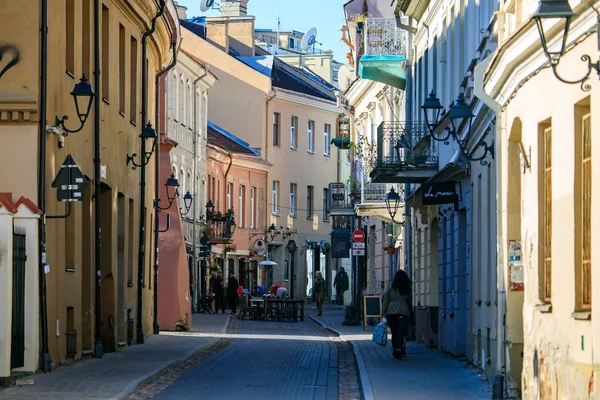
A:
0,313,230,400
312,305,492,400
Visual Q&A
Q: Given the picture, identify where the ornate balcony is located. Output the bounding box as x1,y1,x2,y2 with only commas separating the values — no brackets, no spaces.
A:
203,217,236,244
364,18,408,57
370,122,439,184
356,182,404,221
328,183,354,216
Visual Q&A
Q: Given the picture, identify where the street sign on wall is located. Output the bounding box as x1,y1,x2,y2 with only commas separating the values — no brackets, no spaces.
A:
352,242,365,249
51,155,87,202
422,182,458,205
352,249,365,256
352,230,365,242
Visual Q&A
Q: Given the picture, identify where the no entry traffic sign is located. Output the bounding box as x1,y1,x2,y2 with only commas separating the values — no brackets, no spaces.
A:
352,229,365,242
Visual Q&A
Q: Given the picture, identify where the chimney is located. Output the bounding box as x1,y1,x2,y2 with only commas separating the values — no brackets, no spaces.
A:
221,0,248,17
174,1,188,20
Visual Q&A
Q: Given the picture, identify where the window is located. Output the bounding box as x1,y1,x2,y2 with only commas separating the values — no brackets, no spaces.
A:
290,183,297,217
308,120,315,153
82,0,91,77
322,188,329,221
307,186,314,219
324,124,331,156
119,24,126,115
66,0,75,75
291,116,298,149
576,112,592,309
238,185,245,227
130,36,138,124
227,183,233,210
102,5,109,101
272,180,280,215
539,125,552,302
250,187,256,228
273,112,280,146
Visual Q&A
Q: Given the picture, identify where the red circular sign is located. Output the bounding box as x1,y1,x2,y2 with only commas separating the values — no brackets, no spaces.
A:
352,230,365,242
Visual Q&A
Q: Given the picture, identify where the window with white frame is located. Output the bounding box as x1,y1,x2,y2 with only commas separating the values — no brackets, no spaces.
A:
238,185,245,227
308,120,315,153
227,183,233,210
291,116,298,149
324,123,331,156
250,187,256,228
272,180,280,215
290,183,297,217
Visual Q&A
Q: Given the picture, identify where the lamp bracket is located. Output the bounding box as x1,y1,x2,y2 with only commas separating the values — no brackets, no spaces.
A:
54,115,85,136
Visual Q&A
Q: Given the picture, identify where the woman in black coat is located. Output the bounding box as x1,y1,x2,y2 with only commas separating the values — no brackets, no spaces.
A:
226,272,239,314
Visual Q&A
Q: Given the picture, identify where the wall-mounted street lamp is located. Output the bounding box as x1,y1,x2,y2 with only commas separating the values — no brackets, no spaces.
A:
179,191,193,216
127,122,158,170
266,223,279,243
154,173,179,211
385,187,405,225
54,75,95,135
533,0,599,91
422,91,495,166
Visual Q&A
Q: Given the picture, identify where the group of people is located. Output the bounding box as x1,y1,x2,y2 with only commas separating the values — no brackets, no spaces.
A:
209,271,239,314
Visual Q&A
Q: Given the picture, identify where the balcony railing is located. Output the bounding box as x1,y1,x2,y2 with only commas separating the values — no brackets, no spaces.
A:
328,183,353,211
364,18,408,56
362,182,403,203
204,217,236,244
371,122,438,183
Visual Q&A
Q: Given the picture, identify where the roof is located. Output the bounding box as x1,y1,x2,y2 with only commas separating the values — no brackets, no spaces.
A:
181,17,206,39
0,193,42,215
237,56,337,102
207,121,261,157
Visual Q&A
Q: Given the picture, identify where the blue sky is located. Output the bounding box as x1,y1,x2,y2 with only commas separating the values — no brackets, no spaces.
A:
175,0,349,62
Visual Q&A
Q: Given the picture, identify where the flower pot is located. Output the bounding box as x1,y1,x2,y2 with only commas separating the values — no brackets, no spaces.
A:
386,247,396,255
331,137,352,150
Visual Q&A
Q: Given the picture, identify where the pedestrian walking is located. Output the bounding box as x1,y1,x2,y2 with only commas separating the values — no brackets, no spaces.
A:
226,272,239,314
333,267,349,305
314,271,326,316
210,272,226,314
382,270,414,360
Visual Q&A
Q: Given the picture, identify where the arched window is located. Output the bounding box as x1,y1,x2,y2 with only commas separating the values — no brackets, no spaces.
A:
187,81,192,127
172,72,179,121
179,77,185,125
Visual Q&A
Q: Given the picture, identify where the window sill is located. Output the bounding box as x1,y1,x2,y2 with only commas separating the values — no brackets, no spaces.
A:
120,112,127,118
306,217,314,220
130,120,137,127
535,303,552,313
291,147,298,151
102,98,110,105
307,150,315,154
65,267,76,273
572,311,591,321
324,153,331,157
127,282,134,288
66,71,76,79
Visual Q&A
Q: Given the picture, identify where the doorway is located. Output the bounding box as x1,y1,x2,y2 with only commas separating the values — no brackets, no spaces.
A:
11,229,26,369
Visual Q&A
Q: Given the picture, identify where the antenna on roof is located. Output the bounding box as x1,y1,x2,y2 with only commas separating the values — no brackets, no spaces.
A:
301,27,318,53
200,0,219,12
276,17,281,55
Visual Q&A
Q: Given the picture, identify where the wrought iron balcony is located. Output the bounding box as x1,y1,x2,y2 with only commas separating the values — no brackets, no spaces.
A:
328,183,354,215
203,217,236,244
370,122,439,184
364,18,408,57
362,182,403,203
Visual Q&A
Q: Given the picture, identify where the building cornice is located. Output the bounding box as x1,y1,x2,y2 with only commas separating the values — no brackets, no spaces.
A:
273,88,341,114
0,95,38,123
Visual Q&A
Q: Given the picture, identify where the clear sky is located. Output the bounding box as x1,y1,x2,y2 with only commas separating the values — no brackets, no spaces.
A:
175,0,349,62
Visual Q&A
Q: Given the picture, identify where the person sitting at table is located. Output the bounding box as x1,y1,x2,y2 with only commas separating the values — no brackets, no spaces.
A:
276,286,288,299
271,283,283,295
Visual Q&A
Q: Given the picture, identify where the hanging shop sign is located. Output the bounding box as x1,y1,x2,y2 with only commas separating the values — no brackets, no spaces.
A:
421,182,458,205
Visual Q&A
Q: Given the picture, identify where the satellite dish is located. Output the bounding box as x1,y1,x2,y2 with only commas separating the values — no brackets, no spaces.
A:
338,64,352,91
253,239,267,256
200,0,214,12
301,27,318,52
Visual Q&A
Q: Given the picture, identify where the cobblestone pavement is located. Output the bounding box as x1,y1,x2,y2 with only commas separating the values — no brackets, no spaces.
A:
0,314,230,400
313,306,493,400
149,318,345,400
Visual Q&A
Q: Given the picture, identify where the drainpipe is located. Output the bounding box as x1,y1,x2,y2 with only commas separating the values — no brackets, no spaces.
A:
152,38,179,335
404,16,414,278
38,0,52,371
474,55,506,398
191,64,209,313
137,0,166,345
93,0,103,359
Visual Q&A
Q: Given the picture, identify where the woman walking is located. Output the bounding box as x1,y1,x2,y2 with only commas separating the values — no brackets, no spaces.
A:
382,270,413,360
314,271,326,316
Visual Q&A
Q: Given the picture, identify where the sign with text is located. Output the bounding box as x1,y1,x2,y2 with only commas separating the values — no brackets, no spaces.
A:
352,249,365,256
352,242,365,249
422,182,458,205
331,236,350,259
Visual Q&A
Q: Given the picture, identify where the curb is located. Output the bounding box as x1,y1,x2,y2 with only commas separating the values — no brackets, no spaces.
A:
114,315,232,399
310,316,374,400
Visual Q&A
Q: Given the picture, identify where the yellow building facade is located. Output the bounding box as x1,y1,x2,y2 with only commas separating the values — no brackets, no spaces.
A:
0,0,179,378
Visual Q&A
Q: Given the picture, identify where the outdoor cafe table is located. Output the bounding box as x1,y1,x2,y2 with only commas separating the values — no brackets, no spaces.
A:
263,298,304,322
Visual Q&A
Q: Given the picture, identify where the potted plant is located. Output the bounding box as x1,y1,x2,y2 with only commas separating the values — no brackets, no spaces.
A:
226,207,235,219
331,137,353,150
249,250,257,257
224,243,237,253
383,245,396,255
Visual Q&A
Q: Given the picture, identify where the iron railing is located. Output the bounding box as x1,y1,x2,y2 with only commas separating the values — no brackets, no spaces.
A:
376,122,438,168
205,217,236,244
362,182,403,203
328,183,353,210
364,18,408,56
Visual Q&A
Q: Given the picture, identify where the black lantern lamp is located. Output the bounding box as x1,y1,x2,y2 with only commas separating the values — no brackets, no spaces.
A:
421,90,453,143
179,191,193,216
54,75,95,135
385,187,404,225
393,134,411,162
533,0,599,90
154,174,180,211
127,122,158,170
266,223,278,242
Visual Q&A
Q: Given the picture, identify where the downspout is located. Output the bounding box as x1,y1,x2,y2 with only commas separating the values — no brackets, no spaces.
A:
191,64,209,313
38,0,52,370
93,0,103,358
264,90,276,162
474,55,506,397
137,0,165,345
404,16,414,278
153,38,179,335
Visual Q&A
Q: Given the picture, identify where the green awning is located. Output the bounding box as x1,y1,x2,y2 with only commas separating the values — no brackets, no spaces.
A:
358,54,407,90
